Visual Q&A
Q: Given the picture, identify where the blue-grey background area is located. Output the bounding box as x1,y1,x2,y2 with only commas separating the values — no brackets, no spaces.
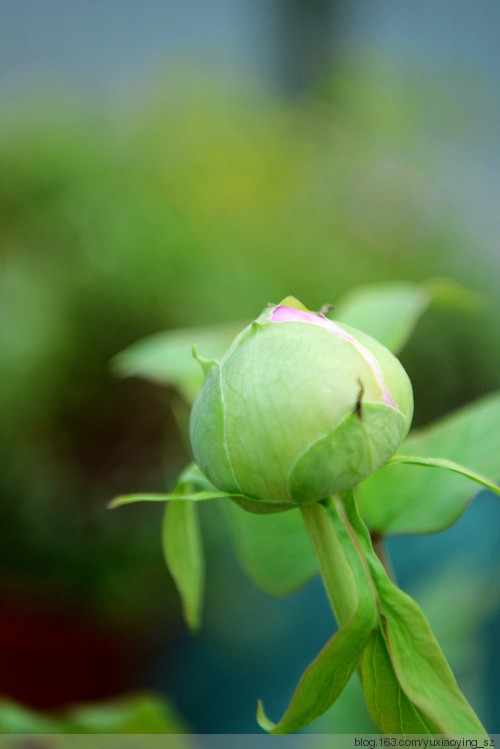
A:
3,1,500,93
1,0,499,737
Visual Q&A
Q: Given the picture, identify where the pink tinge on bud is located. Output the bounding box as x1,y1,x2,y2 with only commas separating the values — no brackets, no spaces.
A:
271,305,335,330
271,305,396,408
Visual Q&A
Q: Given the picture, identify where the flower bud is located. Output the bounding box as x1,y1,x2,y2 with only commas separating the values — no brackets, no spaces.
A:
189,297,413,507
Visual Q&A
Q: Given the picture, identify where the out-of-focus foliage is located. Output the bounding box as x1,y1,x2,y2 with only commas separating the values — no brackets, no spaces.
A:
113,278,479,403
0,694,188,736
1,66,499,728
113,321,243,401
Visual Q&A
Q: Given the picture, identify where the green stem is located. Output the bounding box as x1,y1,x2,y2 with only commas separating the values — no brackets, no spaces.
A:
300,500,359,626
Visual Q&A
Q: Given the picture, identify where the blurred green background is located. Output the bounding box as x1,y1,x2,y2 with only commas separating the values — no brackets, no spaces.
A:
0,0,499,735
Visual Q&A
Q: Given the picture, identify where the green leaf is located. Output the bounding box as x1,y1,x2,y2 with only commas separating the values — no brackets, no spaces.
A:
64,694,189,735
360,629,436,734
387,454,500,495
257,500,377,734
108,490,232,509
111,321,242,400
358,390,500,535
0,695,190,737
278,295,311,312
0,698,60,734
162,500,205,632
425,277,483,314
334,278,479,355
376,581,486,734
334,281,431,354
303,668,377,733
341,491,486,735
176,462,216,490
109,462,246,508
223,502,317,596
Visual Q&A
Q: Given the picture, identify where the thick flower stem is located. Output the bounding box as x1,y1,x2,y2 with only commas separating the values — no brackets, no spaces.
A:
300,500,359,627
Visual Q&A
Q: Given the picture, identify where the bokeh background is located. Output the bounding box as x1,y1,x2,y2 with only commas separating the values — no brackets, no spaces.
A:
1,0,499,735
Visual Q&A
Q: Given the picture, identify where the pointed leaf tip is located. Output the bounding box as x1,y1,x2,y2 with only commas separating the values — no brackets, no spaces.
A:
256,700,276,733
108,493,173,509
163,501,205,634
192,345,217,375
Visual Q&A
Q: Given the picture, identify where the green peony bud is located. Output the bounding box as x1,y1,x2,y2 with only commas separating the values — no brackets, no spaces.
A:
189,297,413,508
